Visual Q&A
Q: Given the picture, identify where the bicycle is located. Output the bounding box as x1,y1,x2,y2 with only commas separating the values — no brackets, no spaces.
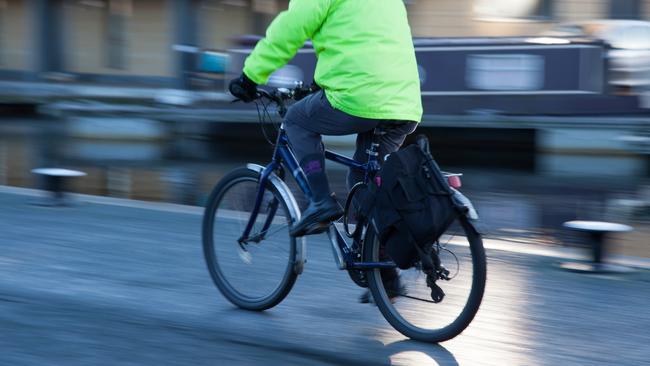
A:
202,85,486,343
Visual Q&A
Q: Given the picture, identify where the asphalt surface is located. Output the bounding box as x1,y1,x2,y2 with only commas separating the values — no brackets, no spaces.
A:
1,190,650,366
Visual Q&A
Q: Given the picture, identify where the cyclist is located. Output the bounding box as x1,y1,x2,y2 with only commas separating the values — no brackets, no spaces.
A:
229,0,422,299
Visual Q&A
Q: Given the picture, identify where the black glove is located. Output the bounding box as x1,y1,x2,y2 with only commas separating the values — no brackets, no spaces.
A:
229,73,258,102
294,82,322,101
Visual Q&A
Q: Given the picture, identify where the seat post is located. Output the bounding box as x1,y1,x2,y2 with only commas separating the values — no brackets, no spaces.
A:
366,126,386,160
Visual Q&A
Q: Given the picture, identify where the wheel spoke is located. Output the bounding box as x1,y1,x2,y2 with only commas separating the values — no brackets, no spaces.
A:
247,223,291,243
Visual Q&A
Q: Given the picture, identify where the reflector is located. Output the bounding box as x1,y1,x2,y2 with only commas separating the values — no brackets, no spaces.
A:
447,175,462,189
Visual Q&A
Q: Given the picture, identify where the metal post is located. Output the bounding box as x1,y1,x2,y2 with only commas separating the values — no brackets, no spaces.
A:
107,0,129,70
590,232,606,264
0,1,5,67
171,0,198,89
31,0,64,78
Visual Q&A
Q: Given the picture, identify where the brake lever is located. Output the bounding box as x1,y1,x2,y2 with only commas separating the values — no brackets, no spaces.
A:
255,89,271,101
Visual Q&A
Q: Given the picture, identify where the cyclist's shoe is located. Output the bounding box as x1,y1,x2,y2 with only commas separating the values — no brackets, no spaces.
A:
290,196,343,237
359,276,406,304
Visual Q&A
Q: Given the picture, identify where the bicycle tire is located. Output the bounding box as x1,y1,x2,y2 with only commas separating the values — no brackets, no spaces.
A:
202,167,299,311
364,216,486,343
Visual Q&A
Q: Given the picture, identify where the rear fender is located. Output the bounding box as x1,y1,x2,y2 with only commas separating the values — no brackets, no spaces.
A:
451,188,485,235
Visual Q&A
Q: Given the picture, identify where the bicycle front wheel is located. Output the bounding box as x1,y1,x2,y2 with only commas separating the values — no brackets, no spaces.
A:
202,167,298,311
364,216,486,343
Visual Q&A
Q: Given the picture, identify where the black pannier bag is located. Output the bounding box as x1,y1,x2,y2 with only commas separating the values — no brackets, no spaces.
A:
364,136,459,270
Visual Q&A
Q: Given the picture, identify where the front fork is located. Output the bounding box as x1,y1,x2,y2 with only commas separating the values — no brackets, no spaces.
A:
253,168,285,241
238,163,282,244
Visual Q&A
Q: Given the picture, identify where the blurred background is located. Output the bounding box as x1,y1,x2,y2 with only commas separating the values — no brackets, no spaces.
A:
0,0,648,254
1,1,650,365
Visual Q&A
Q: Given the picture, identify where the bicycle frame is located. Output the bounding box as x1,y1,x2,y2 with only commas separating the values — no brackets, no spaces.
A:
239,124,396,271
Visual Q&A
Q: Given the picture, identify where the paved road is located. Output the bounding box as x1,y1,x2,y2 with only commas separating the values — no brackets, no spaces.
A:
1,190,649,366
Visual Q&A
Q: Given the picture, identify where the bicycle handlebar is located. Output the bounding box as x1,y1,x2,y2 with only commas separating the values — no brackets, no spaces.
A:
249,83,319,118
258,83,318,103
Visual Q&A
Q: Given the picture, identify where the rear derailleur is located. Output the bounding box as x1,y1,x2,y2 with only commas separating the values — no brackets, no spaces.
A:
423,247,452,303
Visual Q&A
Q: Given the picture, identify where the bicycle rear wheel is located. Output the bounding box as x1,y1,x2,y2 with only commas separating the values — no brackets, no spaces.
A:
364,216,486,342
202,167,298,311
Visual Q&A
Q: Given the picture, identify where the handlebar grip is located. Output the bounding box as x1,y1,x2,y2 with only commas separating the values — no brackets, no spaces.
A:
229,83,256,103
229,83,244,95
293,87,312,101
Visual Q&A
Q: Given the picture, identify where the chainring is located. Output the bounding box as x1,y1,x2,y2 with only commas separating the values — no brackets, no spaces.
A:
346,251,368,288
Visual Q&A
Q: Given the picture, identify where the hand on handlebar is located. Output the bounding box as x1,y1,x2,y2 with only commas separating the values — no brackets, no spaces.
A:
293,82,321,101
228,73,258,102
229,73,318,106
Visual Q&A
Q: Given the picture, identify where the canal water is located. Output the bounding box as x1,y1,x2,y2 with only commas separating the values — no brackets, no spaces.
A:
1,116,648,256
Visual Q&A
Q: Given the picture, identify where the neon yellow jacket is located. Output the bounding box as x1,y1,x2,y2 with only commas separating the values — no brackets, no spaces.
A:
243,0,422,122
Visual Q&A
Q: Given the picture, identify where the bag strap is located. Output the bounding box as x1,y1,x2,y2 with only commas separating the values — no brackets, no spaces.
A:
396,219,446,303
395,220,436,272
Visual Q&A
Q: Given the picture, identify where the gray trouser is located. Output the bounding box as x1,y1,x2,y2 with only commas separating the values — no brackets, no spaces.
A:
284,90,418,192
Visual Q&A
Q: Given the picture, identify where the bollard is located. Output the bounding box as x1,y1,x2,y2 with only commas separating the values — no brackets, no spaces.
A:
31,168,87,206
560,220,635,273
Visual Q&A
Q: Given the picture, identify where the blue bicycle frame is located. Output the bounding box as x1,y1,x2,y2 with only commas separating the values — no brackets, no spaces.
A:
239,124,396,271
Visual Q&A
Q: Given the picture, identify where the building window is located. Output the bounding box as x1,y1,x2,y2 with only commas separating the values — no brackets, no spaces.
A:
609,0,641,19
474,0,553,21
466,54,545,91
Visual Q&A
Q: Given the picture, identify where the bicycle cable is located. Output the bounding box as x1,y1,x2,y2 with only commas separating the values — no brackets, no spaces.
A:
254,97,282,147
254,99,275,146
